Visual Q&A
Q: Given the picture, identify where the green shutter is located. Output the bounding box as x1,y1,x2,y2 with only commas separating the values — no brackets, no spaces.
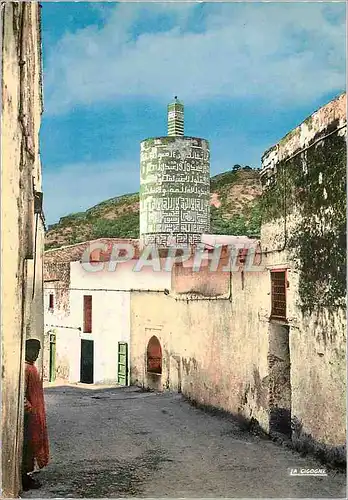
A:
117,342,128,385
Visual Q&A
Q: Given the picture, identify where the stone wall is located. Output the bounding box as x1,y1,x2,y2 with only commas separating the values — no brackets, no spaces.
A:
130,93,346,465
44,262,71,313
260,92,346,461
1,3,44,497
43,262,73,382
130,264,271,432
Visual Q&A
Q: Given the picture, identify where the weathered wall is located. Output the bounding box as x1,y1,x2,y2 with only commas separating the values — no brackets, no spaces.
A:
29,214,45,376
130,265,271,432
260,93,346,457
130,94,346,464
1,3,44,497
43,261,74,382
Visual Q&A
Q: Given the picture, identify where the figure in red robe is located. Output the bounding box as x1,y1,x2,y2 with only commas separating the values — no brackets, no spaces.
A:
22,338,49,491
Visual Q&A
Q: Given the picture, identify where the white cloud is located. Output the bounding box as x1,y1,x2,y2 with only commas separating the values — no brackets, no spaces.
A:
43,2,346,115
43,160,138,224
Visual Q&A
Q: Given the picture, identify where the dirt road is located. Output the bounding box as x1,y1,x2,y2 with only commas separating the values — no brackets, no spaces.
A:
22,385,346,498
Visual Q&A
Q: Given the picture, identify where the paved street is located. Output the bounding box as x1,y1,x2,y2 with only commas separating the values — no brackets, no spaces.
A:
22,386,346,498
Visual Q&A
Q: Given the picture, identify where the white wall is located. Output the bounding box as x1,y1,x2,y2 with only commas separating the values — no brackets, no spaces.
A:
70,259,171,384
69,288,130,384
71,257,172,290
44,257,171,385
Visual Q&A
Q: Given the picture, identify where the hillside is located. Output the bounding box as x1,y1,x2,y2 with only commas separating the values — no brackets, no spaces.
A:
45,167,262,249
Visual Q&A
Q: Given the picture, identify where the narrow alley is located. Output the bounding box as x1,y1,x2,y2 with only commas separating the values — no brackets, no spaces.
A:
22,386,345,498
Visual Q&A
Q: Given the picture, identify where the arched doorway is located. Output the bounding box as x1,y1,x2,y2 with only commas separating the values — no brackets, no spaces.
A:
146,336,162,374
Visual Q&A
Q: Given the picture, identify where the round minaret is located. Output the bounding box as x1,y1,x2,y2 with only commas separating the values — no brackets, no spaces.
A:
140,98,210,247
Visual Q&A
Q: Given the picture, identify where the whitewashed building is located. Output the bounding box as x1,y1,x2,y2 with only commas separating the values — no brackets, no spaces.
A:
43,234,257,386
43,238,171,385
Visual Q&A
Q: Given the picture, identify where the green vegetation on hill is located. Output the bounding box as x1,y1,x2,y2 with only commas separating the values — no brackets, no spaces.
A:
210,202,262,237
45,168,262,249
91,212,139,240
86,193,139,217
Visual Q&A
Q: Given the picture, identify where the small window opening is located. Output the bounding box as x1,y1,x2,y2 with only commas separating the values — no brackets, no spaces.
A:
83,295,92,333
49,294,54,310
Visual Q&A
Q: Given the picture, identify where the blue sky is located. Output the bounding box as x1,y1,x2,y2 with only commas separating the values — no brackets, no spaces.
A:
41,2,346,225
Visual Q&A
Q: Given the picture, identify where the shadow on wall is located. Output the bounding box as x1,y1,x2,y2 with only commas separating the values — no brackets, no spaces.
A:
291,416,346,469
268,322,291,437
135,328,345,469
183,396,346,470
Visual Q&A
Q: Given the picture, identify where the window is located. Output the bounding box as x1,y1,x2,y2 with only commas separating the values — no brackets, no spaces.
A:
270,270,287,320
83,295,92,333
49,294,54,310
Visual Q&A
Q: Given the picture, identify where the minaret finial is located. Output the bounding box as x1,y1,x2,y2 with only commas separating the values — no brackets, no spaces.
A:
167,98,184,137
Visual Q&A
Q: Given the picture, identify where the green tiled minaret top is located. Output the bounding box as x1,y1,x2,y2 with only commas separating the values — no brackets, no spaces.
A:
167,97,184,137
